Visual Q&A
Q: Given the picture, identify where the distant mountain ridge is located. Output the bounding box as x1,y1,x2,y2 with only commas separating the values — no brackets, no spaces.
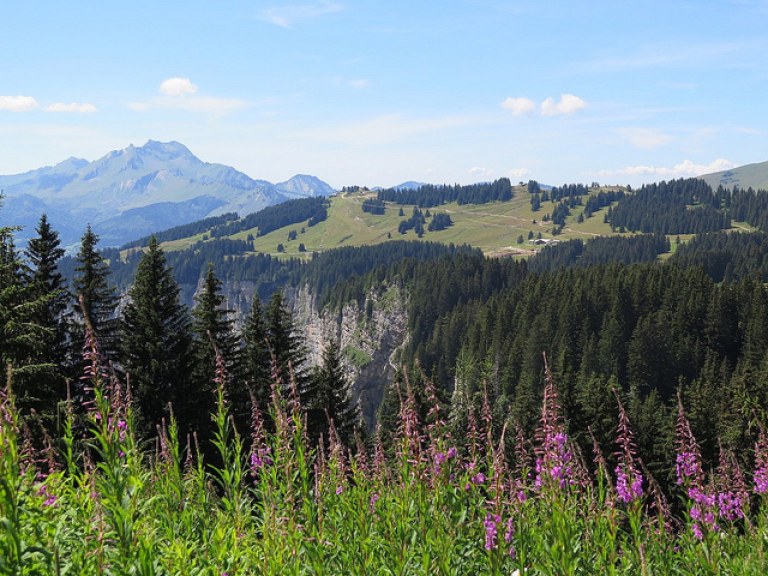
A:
698,160,768,191
0,140,335,248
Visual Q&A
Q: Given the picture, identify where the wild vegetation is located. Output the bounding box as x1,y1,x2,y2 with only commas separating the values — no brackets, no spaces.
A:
6,176,768,572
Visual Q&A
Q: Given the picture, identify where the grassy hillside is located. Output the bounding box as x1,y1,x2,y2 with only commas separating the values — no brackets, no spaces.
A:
156,185,623,258
698,160,768,191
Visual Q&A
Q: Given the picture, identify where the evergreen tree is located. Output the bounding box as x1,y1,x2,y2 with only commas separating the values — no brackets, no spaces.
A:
310,339,360,448
22,214,69,427
73,225,120,361
243,292,272,413
121,237,196,438
0,210,54,429
192,264,246,433
265,291,309,402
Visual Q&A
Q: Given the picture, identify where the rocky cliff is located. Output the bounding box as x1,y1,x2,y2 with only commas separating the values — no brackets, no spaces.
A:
287,283,409,428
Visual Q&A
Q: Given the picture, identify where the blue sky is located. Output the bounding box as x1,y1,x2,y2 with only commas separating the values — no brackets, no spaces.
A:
1,1,767,189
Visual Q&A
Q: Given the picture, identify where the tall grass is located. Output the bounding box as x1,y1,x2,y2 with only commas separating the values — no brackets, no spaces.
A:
3,345,768,575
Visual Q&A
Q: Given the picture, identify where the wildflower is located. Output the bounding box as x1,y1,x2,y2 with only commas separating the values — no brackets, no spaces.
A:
335,485,343,495
369,493,379,512
504,516,516,558
715,445,747,521
612,390,644,504
754,425,768,494
483,513,501,550
615,465,644,503
533,358,575,490
675,397,702,486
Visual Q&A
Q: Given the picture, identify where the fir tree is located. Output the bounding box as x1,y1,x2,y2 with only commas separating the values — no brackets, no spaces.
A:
121,237,196,438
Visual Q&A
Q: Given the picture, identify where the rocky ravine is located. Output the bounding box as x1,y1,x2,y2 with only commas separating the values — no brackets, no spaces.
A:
287,283,409,428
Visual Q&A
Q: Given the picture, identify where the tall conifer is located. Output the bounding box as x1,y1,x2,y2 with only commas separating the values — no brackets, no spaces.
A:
121,237,196,438
192,264,245,432
73,225,119,361
243,292,272,412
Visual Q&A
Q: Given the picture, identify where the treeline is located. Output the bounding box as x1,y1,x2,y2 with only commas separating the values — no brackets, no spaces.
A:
583,189,624,219
673,231,768,282
361,198,386,215
527,233,670,273
121,212,239,249
731,186,768,230
377,178,513,207
206,196,329,239
609,178,730,234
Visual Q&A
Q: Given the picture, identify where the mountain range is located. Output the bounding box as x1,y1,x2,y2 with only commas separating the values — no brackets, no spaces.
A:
0,140,335,248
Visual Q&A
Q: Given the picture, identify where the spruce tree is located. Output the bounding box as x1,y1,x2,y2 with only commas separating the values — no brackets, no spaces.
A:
23,214,69,426
243,292,272,412
0,211,53,429
121,237,196,438
73,225,119,361
192,264,245,433
311,339,360,449
265,291,309,402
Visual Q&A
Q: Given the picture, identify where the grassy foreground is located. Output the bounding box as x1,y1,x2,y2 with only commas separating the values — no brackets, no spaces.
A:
3,342,768,575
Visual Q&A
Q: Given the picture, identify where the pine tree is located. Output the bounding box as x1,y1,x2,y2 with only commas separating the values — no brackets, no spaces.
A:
192,264,245,433
121,237,196,438
73,225,120,361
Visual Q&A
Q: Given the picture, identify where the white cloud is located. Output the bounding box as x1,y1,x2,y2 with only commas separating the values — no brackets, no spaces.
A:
160,77,198,97
260,1,343,28
620,127,673,149
129,78,247,115
469,166,494,178
601,158,737,179
501,97,536,115
508,167,531,180
45,102,97,113
502,94,586,117
540,94,587,116
0,95,39,112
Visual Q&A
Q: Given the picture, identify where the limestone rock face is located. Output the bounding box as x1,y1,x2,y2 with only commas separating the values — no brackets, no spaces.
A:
287,283,408,428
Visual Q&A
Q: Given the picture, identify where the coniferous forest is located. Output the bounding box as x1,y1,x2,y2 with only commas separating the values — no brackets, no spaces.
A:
8,178,768,572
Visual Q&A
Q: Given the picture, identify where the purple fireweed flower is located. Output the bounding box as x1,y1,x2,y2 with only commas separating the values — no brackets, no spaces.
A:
755,427,768,494
447,446,458,459
484,513,501,551
335,485,343,495
675,398,703,487
370,493,379,512
692,522,703,540
533,361,575,491
249,448,272,474
676,452,700,485
505,516,516,559
504,516,515,543
472,472,486,485
615,465,644,503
